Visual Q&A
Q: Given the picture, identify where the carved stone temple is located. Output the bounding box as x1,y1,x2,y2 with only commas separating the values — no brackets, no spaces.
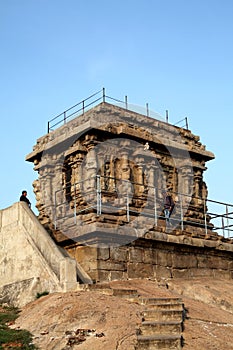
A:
25,99,233,283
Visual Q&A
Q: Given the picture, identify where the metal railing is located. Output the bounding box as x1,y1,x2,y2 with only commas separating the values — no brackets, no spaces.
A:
173,117,189,129
53,175,233,239
47,88,189,133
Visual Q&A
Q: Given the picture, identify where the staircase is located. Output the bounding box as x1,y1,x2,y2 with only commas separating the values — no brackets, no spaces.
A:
136,297,184,350
87,283,185,349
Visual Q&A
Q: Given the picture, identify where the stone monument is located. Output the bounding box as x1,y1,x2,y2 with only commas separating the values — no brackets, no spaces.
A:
26,97,233,282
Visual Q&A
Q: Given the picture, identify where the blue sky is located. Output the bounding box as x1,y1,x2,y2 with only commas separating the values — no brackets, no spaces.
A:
0,0,232,212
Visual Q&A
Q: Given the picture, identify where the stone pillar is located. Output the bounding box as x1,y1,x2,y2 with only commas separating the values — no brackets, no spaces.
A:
134,155,144,197
193,169,203,206
180,166,193,198
109,155,116,191
82,148,97,203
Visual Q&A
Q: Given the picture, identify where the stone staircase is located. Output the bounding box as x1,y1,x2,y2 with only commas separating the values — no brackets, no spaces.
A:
87,283,185,349
136,297,184,350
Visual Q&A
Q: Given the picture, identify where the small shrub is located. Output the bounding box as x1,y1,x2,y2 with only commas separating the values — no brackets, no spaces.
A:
0,305,37,349
36,291,49,299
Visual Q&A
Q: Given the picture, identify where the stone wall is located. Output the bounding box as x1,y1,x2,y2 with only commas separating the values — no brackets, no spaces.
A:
0,202,78,306
66,233,233,282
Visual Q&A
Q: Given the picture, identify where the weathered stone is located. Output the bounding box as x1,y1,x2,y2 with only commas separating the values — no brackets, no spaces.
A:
97,247,110,260
87,269,100,282
213,269,231,279
172,253,198,269
190,268,215,278
198,255,229,270
98,260,126,271
110,247,128,261
72,246,97,264
153,265,172,279
143,248,153,264
97,270,111,282
129,248,144,263
228,261,233,270
172,268,192,278
128,263,154,279
154,250,173,267
110,271,124,280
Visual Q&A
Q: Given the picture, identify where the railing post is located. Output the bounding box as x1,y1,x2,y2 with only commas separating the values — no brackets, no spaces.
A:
103,87,105,102
226,204,229,237
166,110,169,123
64,111,66,123
146,103,149,117
74,182,77,224
47,121,50,134
126,184,130,222
82,100,85,114
222,216,225,237
204,199,208,235
185,117,189,129
180,194,184,231
125,95,128,109
54,191,57,230
154,187,157,227
96,175,102,216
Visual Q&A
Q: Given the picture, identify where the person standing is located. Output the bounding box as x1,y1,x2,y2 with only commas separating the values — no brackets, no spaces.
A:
20,190,31,208
162,190,174,224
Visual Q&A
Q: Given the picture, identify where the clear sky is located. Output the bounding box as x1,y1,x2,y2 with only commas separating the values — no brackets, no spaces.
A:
0,0,232,212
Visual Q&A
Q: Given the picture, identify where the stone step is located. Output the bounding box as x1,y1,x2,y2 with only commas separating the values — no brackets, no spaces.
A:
141,309,184,322
87,283,112,295
140,302,183,311
88,283,111,290
140,297,182,305
87,285,139,298
136,334,182,350
112,288,138,298
139,321,183,336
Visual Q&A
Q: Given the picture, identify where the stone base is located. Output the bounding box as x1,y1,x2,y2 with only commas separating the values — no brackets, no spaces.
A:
64,226,233,283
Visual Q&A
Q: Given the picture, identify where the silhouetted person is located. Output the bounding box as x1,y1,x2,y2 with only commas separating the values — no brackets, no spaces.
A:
20,190,31,208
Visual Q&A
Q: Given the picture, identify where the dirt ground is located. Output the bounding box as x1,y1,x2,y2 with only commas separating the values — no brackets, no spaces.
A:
12,278,233,350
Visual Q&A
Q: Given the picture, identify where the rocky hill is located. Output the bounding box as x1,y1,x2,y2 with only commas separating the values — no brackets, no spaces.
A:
11,278,233,349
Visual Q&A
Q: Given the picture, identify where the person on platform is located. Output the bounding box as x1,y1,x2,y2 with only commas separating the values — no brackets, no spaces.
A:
162,189,174,224
20,190,31,208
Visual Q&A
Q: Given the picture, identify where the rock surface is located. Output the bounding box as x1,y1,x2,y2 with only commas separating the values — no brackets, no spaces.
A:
13,278,233,350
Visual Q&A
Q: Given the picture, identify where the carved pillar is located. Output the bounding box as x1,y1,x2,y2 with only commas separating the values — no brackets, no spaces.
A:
54,159,66,223
147,161,157,198
32,178,42,212
193,169,203,206
134,155,145,197
68,157,78,208
109,155,116,191
180,166,193,197
75,154,85,203
202,181,208,202
82,148,97,203
121,151,131,181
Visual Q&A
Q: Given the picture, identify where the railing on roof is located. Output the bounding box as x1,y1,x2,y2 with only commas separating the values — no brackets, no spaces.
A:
47,88,189,133
173,117,189,129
